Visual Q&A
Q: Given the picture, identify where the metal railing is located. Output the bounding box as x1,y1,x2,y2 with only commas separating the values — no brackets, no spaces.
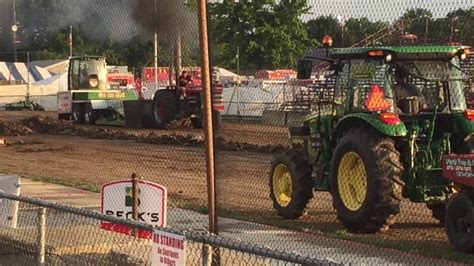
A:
0,191,338,265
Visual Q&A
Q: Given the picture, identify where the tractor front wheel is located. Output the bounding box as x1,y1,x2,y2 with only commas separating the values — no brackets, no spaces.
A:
445,192,474,253
331,128,404,233
269,150,313,219
71,103,85,124
84,103,97,125
152,89,179,129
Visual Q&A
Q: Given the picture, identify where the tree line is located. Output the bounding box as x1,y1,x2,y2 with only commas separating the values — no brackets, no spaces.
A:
0,0,472,72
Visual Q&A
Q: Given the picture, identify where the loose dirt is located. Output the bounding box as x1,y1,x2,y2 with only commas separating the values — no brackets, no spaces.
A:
0,111,472,263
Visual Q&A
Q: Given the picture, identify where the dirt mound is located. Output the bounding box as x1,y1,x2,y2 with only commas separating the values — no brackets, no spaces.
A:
0,121,34,136
1,116,284,153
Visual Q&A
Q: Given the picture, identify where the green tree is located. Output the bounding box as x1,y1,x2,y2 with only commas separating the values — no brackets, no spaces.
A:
401,8,433,41
306,16,342,46
343,18,389,46
209,0,315,70
447,7,474,44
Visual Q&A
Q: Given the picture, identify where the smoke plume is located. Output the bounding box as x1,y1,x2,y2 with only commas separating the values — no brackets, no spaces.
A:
0,0,198,47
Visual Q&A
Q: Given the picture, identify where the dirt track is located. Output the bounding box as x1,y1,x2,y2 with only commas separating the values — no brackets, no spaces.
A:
0,111,472,263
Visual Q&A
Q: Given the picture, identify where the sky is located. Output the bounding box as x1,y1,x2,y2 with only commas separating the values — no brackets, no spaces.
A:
305,0,474,21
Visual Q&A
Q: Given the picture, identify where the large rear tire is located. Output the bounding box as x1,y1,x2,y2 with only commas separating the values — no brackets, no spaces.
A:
331,128,404,233
191,110,222,130
152,89,179,129
445,192,474,253
269,150,313,219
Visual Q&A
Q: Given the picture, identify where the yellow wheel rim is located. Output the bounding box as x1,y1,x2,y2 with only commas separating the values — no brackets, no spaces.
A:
272,164,292,207
337,152,368,211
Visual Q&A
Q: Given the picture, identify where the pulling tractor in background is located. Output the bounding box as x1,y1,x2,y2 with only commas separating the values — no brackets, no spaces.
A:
269,45,473,240
57,56,223,129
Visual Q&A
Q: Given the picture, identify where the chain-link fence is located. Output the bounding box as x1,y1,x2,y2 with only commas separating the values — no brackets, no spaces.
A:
0,191,331,265
0,0,473,265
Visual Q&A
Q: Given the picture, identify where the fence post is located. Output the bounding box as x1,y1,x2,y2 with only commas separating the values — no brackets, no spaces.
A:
36,207,46,265
202,244,212,266
131,173,140,237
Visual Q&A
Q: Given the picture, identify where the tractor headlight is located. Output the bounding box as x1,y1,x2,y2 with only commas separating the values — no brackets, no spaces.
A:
89,75,99,88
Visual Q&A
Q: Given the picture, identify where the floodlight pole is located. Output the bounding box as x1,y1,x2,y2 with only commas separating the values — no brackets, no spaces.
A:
12,0,18,62
154,0,158,84
69,26,73,58
26,51,30,104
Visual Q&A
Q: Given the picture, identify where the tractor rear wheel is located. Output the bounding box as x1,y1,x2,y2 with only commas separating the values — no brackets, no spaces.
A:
192,110,222,130
71,103,85,124
152,89,179,129
331,128,404,233
445,192,474,253
269,150,313,219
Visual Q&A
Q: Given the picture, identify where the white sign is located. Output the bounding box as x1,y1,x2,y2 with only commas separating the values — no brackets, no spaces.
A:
101,180,167,239
57,91,72,114
0,175,20,228
151,229,186,266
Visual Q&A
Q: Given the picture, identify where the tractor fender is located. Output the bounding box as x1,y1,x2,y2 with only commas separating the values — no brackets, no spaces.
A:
332,113,407,146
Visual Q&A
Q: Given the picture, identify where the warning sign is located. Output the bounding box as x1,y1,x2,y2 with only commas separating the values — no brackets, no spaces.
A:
442,154,474,187
151,229,186,266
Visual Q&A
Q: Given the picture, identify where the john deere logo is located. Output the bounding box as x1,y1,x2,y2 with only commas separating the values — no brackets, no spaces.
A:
125,187,140,207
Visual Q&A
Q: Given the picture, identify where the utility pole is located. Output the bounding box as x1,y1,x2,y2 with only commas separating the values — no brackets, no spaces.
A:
236,46,241,117
154,0,158,84
449,16,458,42
26,51,30,104
197,0,220,264
69,26,73,58
175,33,182,85
424,16,429,43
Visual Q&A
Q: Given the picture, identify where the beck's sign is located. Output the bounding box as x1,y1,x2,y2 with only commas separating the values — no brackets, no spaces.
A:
101,180,167,239
442,154,474,187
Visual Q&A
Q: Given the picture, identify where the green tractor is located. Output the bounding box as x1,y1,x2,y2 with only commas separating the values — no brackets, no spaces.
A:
57,56,138,126
270,45,474,233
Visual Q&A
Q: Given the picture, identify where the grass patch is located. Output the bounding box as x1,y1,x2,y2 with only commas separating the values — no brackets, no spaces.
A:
0,170,101,193
30,175,101,193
